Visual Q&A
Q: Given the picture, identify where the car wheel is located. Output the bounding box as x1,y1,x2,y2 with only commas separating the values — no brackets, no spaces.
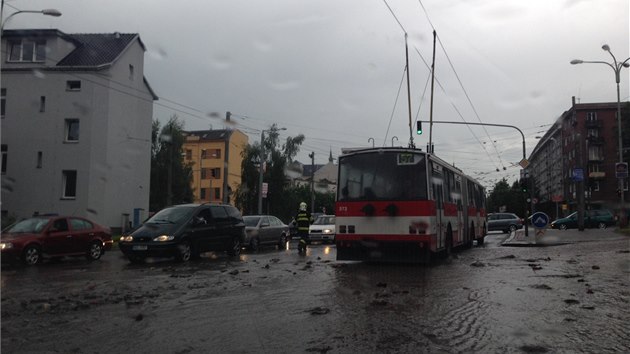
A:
86,241,103,261
175,240,192,262
598,222,607,229
249,237,259,252
227,237,241,257
22,245,42,265
509,224,517,232
277,235,287,250
560,224,568,230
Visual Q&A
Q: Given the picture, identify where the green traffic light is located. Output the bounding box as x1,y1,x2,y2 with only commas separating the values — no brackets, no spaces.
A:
416,121,423,135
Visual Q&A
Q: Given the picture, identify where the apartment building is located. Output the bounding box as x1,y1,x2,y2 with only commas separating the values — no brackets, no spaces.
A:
529,97,628,217
182,129,248,205
1,29,157,230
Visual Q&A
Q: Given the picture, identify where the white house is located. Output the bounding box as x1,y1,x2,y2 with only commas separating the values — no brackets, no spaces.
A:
1,29,157,231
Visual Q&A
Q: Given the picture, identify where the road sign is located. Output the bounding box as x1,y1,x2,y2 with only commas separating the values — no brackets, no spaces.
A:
519,159,530,169
531,212,550,228
262,182,268,198
551,195,563,202
520,169,530,179
616,162,628,179
572,168,584,182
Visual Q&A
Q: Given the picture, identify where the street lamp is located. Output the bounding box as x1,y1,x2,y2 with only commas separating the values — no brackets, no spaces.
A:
1,8,62,35
571,44,630,227
258,127,286,214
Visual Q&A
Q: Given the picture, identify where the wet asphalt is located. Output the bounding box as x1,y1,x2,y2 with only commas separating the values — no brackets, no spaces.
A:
1,230,629,353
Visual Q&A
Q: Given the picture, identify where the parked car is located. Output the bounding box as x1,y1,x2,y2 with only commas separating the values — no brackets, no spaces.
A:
118,203,245,263
486,213,523,233
308,215,336,244
243,215,290,251
550,209,615,230
0,215,113,265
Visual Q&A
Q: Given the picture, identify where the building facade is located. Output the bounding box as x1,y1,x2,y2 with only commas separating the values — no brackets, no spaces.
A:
1,29,157,230
529,97,628,218
182,129,248,205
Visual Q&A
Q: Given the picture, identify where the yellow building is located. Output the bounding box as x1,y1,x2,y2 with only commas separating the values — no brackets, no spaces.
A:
182,129,248,205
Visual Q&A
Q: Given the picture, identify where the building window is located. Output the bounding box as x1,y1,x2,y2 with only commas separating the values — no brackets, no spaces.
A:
37,151,43,168
214,187,221,200
65,119,80,142
66,80,81,91
62,170,77,199
587,129,598,138
201,168,209,180
1,145,7,174
211,168,221,179
185,149,192,160
200,188,207,200
588,146,602,160
211,149,221,159
39,96,46,112
129,64,135,81
586,112,597,121
588,164,600,173
1,88,6,119
8,39,46,62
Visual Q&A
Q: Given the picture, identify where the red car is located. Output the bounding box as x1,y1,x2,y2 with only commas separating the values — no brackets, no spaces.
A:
1,215,113,265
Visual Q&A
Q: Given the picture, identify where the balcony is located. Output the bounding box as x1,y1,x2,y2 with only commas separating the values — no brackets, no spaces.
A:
585,119,602,128
587,136,604,144
588,171,606,179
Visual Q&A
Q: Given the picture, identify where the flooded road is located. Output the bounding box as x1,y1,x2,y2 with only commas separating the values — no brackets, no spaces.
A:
2,230,629,353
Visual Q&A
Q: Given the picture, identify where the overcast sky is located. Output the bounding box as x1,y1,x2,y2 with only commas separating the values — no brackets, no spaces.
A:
8,0,629,189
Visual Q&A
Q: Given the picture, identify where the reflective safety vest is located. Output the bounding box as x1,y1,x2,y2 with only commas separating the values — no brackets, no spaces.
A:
296,211,311,233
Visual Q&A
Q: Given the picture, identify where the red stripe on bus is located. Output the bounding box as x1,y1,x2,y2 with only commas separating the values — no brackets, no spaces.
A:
336,201,436,217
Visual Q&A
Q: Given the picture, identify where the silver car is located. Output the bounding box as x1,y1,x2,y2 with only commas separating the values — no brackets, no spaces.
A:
243,215,290,251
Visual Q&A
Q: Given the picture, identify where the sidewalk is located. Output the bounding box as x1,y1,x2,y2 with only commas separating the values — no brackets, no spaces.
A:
501,227,628,247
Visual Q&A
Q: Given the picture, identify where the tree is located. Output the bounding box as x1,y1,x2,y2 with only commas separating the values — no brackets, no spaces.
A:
486,178,526,217
149,115,194,212
235,124,305,221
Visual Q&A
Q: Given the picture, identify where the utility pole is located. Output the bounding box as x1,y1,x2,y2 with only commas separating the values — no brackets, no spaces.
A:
166,124,173,206
309,152,315,214
574,134,585,231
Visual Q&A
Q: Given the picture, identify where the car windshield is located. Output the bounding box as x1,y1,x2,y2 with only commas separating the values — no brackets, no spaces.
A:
313,216,335,225
243,216,261,227
146,206,196,224
5,217,51,233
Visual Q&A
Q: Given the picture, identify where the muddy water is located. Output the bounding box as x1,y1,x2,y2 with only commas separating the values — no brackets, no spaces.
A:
2,233,629,353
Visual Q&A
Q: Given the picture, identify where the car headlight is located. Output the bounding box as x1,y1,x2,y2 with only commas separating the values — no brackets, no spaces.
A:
0,242,14,250
153,235,174,242
119,235,134,242
323,229,333,234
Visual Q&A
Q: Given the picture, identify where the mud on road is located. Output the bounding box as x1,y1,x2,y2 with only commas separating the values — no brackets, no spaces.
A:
2,234,629,353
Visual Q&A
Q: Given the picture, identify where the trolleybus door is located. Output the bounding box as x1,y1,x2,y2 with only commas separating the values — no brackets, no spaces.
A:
431,163,444,249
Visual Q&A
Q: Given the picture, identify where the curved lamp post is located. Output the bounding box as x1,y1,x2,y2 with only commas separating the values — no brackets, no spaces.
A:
1,8,62,35
258,127,286,214
571,44,630,227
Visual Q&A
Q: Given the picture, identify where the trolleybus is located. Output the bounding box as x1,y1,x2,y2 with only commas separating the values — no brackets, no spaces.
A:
335,147,486,262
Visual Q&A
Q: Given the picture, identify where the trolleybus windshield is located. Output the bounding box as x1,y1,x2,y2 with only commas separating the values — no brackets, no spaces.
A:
338,151,427,201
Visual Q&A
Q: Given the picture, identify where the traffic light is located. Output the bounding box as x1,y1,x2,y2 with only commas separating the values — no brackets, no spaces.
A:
520,178,529,193
416,121,423,135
